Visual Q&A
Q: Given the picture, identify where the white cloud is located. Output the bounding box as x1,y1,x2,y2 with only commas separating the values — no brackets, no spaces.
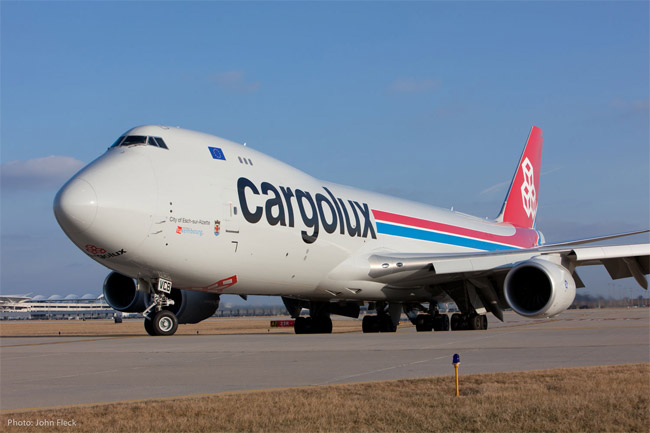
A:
1,156,85,190
209,71,260,93
389,77,441,94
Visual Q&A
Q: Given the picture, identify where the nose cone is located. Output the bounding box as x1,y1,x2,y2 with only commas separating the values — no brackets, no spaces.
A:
53,151,156,260
54,178,98,234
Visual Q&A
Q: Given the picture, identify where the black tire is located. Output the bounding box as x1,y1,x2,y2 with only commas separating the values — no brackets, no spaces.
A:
317,317,333,334
152,310,178,336
144,317,156,336
433,314,450,331
440,314,450,331
379,315,397,333
481,315,488,330
415,314,433,332
294,317,308,334
469,314,482,330
362,315,380,333
450,313,463,330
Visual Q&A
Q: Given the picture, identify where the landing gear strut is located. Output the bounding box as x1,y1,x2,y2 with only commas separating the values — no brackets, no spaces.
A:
143,279,178,336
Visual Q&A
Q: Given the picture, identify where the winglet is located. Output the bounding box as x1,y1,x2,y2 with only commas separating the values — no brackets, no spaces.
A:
496,126,543,229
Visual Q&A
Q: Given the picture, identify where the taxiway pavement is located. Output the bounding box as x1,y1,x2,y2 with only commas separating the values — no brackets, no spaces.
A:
1,308,648,411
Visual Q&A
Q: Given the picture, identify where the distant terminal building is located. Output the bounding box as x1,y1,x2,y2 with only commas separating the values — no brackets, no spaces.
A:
0,294,114,320
0,294,289,320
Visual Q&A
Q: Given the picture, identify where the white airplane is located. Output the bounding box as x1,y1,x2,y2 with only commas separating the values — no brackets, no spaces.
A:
53,125,649,336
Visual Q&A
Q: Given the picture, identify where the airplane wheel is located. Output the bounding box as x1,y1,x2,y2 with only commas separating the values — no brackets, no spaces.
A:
481,315,488,330
379,315,397,333
441,314,450,331
362,315,380,333
314,317,333,334
415,314,433,332
152,310,178,336
450,313,463,330
144,317,156,336
294,317,309,334
469,314,482,330
433,314,450,331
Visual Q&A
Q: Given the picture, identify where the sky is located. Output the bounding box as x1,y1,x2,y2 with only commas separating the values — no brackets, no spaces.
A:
1,1,648,302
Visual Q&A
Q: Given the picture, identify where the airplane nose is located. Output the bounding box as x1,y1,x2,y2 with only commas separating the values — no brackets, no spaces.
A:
53,151,156,257
54,178,98,234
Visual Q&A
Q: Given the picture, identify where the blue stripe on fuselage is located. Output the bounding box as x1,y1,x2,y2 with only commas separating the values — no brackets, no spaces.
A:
375,222,518,251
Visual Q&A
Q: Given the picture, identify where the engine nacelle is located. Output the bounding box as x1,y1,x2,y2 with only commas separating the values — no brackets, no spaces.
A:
504,258,576,318
103,272,220,323
103,272,147,312
160,288,221,324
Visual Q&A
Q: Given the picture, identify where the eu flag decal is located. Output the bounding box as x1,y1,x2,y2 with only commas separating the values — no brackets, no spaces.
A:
208,147,226,160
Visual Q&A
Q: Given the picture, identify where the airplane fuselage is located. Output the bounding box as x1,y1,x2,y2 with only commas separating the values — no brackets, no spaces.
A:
55,125,540,303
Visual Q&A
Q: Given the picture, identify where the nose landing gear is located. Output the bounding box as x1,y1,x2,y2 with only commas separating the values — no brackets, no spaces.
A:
143,279,179,336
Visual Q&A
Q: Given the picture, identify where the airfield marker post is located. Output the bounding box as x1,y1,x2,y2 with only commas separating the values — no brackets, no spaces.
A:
453,354,460,396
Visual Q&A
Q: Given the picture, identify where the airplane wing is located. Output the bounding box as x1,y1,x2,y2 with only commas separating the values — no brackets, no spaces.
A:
368,243,649,288
356,231,649,321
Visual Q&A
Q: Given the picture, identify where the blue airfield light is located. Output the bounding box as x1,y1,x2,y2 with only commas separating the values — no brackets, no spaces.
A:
453,353,460,365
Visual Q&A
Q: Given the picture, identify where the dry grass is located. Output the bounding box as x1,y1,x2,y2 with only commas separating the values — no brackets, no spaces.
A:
2,364,648,433
0,317,389,338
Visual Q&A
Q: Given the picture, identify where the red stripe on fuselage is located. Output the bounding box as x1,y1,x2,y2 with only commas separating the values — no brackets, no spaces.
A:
371,209,538,249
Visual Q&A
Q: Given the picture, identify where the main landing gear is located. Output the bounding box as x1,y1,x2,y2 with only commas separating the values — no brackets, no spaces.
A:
450,313,488,331
414,312,487,331
361,314,396,333
406,303,450,332
414,313,450,332
294,316,333,334
143,281,179,336
407,303,488,332
293,301,333,334
361,302,401,333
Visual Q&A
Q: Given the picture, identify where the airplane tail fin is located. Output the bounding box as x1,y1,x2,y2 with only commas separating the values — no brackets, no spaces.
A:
495,126,543,229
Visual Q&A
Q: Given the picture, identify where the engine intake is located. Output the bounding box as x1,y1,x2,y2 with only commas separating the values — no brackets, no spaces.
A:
103,272,146,312
504,258,576,318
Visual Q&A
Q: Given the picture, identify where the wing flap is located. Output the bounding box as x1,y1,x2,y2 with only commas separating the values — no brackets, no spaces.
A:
568,244,650,262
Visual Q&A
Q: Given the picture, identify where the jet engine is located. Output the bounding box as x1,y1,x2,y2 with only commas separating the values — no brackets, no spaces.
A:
157,287,221,324
504,257,576,318
103,272,146,312
103,272,221,324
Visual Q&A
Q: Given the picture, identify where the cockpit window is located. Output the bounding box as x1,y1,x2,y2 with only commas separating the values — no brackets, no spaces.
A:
148,136,169,149
110,135,169,150
110,136,125,148
121,136,147,146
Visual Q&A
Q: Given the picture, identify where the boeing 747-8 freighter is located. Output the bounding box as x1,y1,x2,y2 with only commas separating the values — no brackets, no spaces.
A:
53,126,649,335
